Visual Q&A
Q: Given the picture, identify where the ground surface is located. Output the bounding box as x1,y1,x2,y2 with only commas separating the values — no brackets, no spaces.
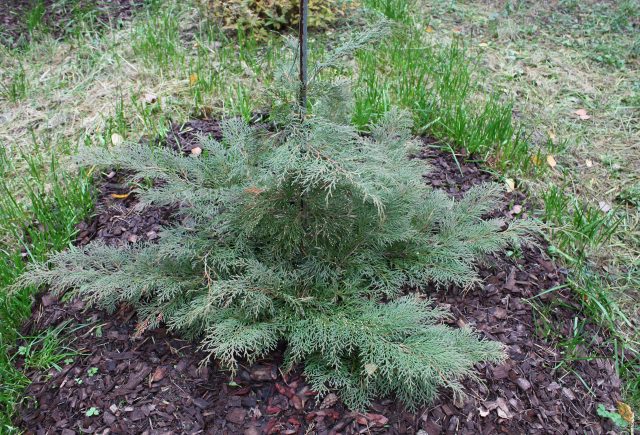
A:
0,0,142,47
423,0,639,341
15,121,620,434
1,0,638,432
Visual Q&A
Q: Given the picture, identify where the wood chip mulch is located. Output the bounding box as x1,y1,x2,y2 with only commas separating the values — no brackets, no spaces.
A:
16,120,622,434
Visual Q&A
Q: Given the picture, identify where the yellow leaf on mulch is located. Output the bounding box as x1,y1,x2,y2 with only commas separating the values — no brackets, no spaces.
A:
111,193,130,199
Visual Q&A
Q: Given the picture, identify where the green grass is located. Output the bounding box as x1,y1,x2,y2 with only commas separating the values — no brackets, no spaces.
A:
0,65,27,103
0,144,93,430
363,0,640,419
1,321,82,433
355,2,543,175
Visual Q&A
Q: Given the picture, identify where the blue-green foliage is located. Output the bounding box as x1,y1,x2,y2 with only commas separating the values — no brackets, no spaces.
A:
19,23,535,410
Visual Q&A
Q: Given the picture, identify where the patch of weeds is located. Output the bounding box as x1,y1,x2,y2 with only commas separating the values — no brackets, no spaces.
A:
597,404,631,429
589,41,628,69
617,183,640,208
59,1,105,40
541,186,620,264
87,367,98,377
355,6,541,175
14,322,78,372
25,0,47,35
0,321,80,431
610,0,640,32
363,0,416,22
85,407,100,417
0,145,93,428
132,5,185,69
130,92,170,140
0,64,28,103
101,94,130,146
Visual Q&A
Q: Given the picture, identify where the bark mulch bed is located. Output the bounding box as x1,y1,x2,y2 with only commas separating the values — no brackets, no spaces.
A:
1,0,142,48
17,120,622,434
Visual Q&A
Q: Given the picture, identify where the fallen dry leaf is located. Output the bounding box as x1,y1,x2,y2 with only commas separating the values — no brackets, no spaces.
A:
151,366,167,383
574,109,591,120
547,129,556,142
143,92,158,104
495,398,513,419
110,193,130,199
531,154,541,165
319,393,338,409
585,159,593,167
190,147,202,156
426,25,434,33
111,133,124,146
546,155,557,168
244,186,264,196
189,73,198,86
617,401,634,424
598,201,612,213
505,178,516,192
365,413,389,426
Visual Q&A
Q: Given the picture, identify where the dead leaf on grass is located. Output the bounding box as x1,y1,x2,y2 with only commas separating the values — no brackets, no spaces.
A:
190,147,202,156
546,155,557,168
426,25,434,33
111,133,124,146
547,129,556,143
574,109,591,120
598,201,612,213
143,92,158,104
585,159,593,167
505,178,516,192
189,73,198,86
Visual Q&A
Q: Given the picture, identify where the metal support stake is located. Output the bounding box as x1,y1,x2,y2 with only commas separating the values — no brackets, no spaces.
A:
298,0,309,113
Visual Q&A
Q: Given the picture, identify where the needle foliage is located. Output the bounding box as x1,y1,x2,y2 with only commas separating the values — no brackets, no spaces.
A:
19,23,534,410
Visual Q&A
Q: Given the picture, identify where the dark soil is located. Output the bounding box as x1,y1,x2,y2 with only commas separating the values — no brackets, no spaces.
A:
0,0,142,48
17,120,621,434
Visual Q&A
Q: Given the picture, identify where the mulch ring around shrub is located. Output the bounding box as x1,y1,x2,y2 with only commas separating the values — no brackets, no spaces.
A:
16,119,622,434
0,0,142,47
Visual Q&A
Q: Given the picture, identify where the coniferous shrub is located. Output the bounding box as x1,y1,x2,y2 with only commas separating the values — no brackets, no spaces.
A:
19,23,535,410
